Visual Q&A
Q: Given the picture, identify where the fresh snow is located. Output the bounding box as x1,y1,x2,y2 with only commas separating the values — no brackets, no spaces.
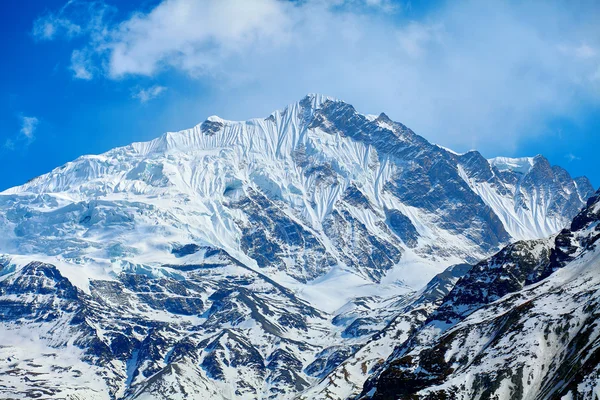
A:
488,156,536,175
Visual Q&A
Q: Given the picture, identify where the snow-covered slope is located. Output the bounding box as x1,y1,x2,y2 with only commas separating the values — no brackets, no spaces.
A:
362,190,600,400
459,153,594,240
0,94,595,399
298,264,471,400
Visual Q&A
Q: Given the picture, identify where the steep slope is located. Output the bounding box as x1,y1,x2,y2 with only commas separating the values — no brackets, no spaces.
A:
460,152,594,240
362,190,600,400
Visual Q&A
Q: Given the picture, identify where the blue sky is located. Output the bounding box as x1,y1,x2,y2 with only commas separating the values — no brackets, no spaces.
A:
1,0,599,190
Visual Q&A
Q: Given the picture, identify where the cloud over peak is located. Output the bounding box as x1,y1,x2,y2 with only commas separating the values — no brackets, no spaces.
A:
31,0,600,154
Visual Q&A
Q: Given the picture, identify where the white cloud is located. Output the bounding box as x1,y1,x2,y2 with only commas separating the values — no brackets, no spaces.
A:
32,0,600,155
396,22,443,58
31,0,84,41
20,116,39,141
364,0,393,7
32,15,81,40
3,139,15,151
106,0,291,78
31,0,112,79
575,44,597,59
4,116,39,151
558,43,597,59
133,85,167,103
591,66,600,82
70,50,94,80
340,0,398,12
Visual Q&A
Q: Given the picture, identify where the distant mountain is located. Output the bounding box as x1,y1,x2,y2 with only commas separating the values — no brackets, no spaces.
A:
0,95,595,399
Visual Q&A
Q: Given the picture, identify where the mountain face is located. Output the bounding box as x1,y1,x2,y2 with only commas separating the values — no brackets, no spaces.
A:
0,95,591,286
360,190,600,400
463,154,594,240
0,94,596,399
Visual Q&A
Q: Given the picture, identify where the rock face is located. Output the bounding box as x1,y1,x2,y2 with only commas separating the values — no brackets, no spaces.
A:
0,95,595,399
0,249,331,399
361,189,600,400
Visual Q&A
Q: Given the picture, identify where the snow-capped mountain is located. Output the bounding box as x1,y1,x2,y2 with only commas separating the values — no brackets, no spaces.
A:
1,94,592,288
0,94,595,399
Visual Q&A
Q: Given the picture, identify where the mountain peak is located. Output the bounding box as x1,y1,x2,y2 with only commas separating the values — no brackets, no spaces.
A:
297,93,341,114
488,156,537,175
205,115,226,123
303,93,339,104
375,112,392,123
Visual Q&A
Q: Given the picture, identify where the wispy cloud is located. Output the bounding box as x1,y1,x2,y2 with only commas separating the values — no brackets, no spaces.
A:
565,153,581,162
32,0,84,43
4,115,39,151
592,66,600,82
32,16,81,41
396,22,443,59
70,49,94,80
31,0,600,154
3,139,15,151
31,0,83,41
20,116,39,142
559,43,597,59
133,85,167,103
31,0,112,78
